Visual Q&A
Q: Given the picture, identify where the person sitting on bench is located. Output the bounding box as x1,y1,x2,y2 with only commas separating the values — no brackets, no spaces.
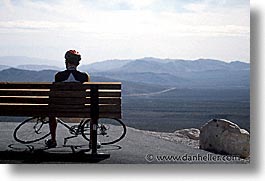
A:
45,50,90,148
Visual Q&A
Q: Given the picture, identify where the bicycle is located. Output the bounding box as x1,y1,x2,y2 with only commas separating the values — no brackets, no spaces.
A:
13,117,126,146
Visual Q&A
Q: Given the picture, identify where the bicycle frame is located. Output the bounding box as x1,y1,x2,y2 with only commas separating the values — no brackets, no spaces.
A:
14,117,126,146
56,118,90,145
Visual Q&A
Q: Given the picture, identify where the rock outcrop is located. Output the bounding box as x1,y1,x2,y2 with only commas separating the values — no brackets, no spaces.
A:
135,128,200,149
174,128,200,140
199,119,250,158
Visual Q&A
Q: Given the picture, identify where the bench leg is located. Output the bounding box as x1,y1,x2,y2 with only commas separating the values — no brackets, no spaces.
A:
90,118,98,154
89,118,110,160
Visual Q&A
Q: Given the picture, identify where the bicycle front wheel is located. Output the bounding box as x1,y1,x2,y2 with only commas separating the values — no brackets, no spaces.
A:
81,118,126,145
13,117,51,144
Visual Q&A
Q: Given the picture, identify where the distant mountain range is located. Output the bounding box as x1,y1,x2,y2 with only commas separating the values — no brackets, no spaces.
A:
0,57,250,91
82,57,249,89
0,68,168,95
80,57,249,73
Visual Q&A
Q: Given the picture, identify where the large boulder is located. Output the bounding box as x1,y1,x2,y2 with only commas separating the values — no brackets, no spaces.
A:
199,119,250,158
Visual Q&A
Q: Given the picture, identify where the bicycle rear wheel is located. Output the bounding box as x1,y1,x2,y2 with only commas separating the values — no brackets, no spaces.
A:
81,118,126,145
13,117,51,144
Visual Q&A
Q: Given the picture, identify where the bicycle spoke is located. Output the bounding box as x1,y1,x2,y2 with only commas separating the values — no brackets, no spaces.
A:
81,118,126,145
13,117,51,144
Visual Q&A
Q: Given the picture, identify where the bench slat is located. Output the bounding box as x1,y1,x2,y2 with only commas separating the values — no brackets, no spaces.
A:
0,83,52,89
0,97,49,104
52,82,121,90
48,112,121,118
98,91,121,97
49,91,86,97
0,97,88,105
0,104,121,112
0,110,121,118
0,97,121,105
98,98,121,104
48,104,121,109
0,82,122,119
50,98,87,105
0,90,121,97
0,82,121,90
0,90,50,96
50,105,121,112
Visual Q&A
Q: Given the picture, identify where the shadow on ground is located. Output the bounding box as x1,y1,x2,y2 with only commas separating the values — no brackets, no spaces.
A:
0,149,111,163
0,143,123,163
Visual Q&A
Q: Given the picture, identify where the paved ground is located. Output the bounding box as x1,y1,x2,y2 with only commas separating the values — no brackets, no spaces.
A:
0,122,247,164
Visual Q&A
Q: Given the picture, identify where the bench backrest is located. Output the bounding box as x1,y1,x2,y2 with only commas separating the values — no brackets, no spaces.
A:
0,82,121,119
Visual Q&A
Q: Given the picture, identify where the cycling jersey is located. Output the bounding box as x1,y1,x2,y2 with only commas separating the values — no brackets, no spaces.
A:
55,67,90,83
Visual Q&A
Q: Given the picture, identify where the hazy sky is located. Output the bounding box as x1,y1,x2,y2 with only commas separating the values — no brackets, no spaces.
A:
0,0,249,64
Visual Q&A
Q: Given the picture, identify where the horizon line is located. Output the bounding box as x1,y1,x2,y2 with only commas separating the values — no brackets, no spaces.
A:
0,55,250,65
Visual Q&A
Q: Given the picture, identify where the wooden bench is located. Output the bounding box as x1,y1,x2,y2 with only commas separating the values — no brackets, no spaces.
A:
0,82,122,155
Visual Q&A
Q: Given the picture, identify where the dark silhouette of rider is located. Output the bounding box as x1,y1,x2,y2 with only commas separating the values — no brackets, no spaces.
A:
45,50,90,148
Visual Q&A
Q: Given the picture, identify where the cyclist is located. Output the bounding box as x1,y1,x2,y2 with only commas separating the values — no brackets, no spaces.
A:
45,50,90,148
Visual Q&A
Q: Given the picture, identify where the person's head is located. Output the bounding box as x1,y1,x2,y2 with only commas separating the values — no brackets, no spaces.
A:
65,50,81,68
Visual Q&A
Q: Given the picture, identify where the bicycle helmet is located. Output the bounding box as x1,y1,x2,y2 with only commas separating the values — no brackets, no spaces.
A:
65,50,81,65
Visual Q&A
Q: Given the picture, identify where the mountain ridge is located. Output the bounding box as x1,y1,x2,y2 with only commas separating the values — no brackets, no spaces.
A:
0,56,249,70
0,56,249,89
82,57,249,74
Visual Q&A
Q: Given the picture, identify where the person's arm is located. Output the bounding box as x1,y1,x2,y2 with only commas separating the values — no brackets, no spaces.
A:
55,71,70,82
86,73,90,82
